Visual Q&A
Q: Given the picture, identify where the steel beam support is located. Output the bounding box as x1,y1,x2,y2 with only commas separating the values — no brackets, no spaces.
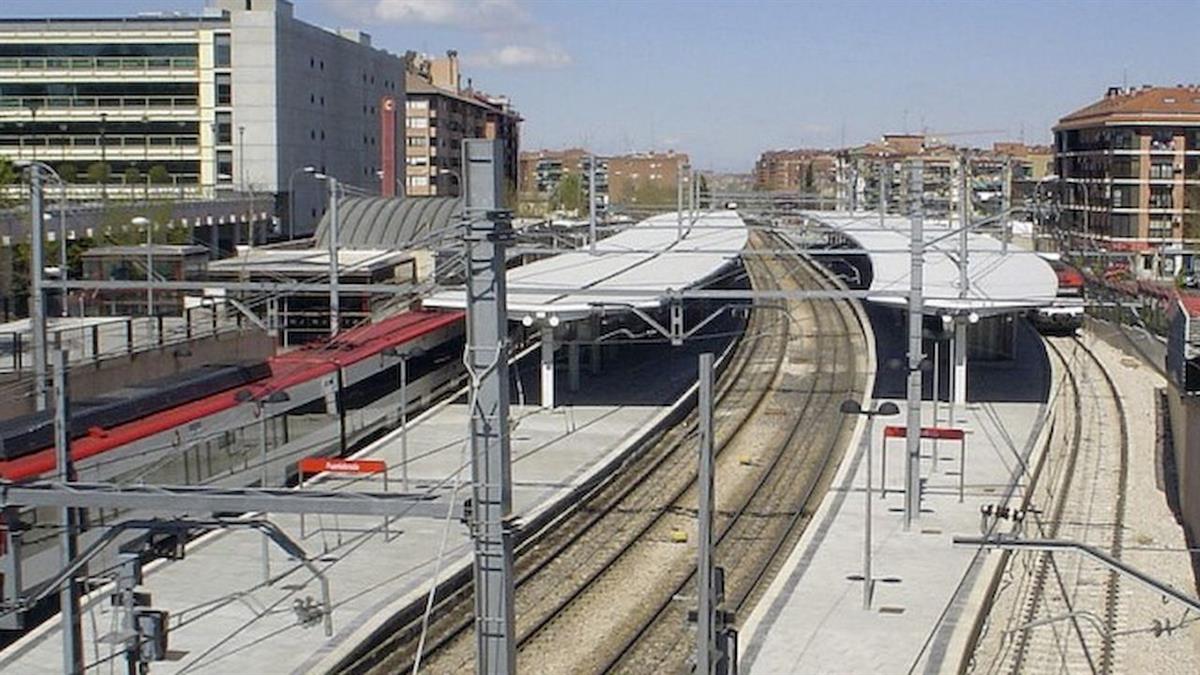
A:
0,481,457,518
696,353,716,674
52,348,83,674
540,324,555,409
328,177,341,336
463,138,516,675
954,537,1200,614
904,160,925,530
953,320,968,410
589,154,597,255
30,167,48,411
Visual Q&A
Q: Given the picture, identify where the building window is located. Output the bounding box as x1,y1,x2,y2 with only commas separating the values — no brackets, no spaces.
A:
1150,129,1175,151
1150,162,1175,180
406,99,428,110
1110,214,1135,237
407,175,429,187
1149,215,1174,238
406,136,427,147
216,112,232,144
406,117,429,129
214,34,231,68
1150,186,1173,209
215,73,232,105
217,150,233,182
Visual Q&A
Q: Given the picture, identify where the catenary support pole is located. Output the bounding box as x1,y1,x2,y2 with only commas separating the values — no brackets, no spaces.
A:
696,352,716,674
904,160,925,530
677,163,684,241
540,324,555,409
463,138,516,675
588,155,597,255
400,356,409,492
328,177,340,337
259,409,271,584
52,346,83,674
862,410,875,610
30,167,48,411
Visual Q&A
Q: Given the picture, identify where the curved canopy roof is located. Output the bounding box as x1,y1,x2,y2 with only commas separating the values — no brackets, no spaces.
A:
804,210,1058,315
425,210,749,322
314,196,461,250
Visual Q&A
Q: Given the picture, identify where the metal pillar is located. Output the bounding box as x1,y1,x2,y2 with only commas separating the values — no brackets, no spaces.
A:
677,164,684,240
953,321,968,410
862,411,876,609
904,160,925,530
52,347,83,674
540,324,555,409
259,411,271,584
328,177,340,336
146,219,154,317
588,316,601,375
879,160,888,226
463,138,516,675
696,352,716,674
30,167,48,411
588,155,597,255
400,356,409,492
567,338,580,392
1001,160,1012,255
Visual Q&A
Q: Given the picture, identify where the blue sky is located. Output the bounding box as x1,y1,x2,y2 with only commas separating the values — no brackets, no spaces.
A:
5,0,1200,171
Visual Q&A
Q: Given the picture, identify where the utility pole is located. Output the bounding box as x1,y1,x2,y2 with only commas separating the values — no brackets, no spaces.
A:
29,166,48,411
52,345,83,674
676,163,684,241
327,177,340,337
588,155,597,255
953,155,970,411
879,159,889,227
1001,159,1012,255
904,160,925,530
464,138,516,675
696,352,715,675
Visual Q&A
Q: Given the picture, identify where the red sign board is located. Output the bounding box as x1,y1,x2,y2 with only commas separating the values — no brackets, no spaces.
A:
883,425,965,441
298,457,387,476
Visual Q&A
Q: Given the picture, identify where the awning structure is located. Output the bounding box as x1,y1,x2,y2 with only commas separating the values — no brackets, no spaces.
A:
803,210,1059,316
424,210,749,323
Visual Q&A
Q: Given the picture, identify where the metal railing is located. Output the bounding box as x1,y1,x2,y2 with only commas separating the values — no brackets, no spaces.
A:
0,95,198,110
0,55,198,72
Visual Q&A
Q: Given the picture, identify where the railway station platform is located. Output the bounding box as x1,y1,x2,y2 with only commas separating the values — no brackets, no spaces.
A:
740,317,1054,674
0,332,733,674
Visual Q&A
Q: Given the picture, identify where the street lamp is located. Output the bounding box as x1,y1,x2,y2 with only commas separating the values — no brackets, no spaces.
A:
383,346,425,492
288,165,316,240
130,216,153,317
839,399,900,610
20,161,69,316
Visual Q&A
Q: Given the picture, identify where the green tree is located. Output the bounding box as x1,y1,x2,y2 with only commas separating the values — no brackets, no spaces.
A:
86,162,111,184
0,158,17,207
803,162,815,192
123,166,142,186
148,164,171,185
58,162,78,183
552,173,584,213
698,174,711,208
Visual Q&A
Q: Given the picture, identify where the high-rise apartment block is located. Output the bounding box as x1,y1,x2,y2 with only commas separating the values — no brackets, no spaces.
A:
403,50,521,198
0,0,406,236
1054,85,1200,274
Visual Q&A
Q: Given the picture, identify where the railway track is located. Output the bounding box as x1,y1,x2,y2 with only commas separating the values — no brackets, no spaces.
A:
340,229,868,674
970,334,1129,675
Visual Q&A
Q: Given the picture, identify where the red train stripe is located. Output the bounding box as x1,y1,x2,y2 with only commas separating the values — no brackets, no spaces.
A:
0,309,464,481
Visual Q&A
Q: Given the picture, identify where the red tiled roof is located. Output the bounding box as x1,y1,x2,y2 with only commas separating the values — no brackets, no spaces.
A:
1057,86,1200,129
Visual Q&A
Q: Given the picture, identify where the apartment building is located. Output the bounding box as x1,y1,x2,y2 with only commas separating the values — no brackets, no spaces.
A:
606,151,690,205
403,50,520,198
753,149,838,200
0,0,405,236
1054,85,1200,276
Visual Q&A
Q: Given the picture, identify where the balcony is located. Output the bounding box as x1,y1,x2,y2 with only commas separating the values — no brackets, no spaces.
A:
0,55,198,78
0,95,199,117
0,134,201,162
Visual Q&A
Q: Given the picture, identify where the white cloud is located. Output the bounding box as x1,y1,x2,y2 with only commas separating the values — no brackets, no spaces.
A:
331,0,531,32
464,44,572,69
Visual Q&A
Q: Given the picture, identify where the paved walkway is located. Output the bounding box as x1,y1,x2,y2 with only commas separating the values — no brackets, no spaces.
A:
741,396,1051,674
740,321,1056,674
0,334,726,674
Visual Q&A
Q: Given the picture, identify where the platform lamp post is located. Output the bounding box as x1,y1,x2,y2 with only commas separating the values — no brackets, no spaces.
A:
287,165,316,241
382,346,425,492
130,216,153,317
20,160,69,316
839,399,899,610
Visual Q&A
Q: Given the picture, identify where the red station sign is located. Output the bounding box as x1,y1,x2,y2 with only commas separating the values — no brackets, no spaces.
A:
298,457,387,476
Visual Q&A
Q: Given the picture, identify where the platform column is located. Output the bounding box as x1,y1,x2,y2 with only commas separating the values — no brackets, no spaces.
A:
567,331,580,393
953,320,968,411
588,315,601,375
541,324,555,409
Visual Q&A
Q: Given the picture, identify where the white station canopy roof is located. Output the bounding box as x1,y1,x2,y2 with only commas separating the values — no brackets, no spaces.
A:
804,210,1059,315
425,210,748,322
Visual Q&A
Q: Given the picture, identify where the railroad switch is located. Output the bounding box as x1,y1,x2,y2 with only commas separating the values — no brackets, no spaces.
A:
979,504,1039,534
